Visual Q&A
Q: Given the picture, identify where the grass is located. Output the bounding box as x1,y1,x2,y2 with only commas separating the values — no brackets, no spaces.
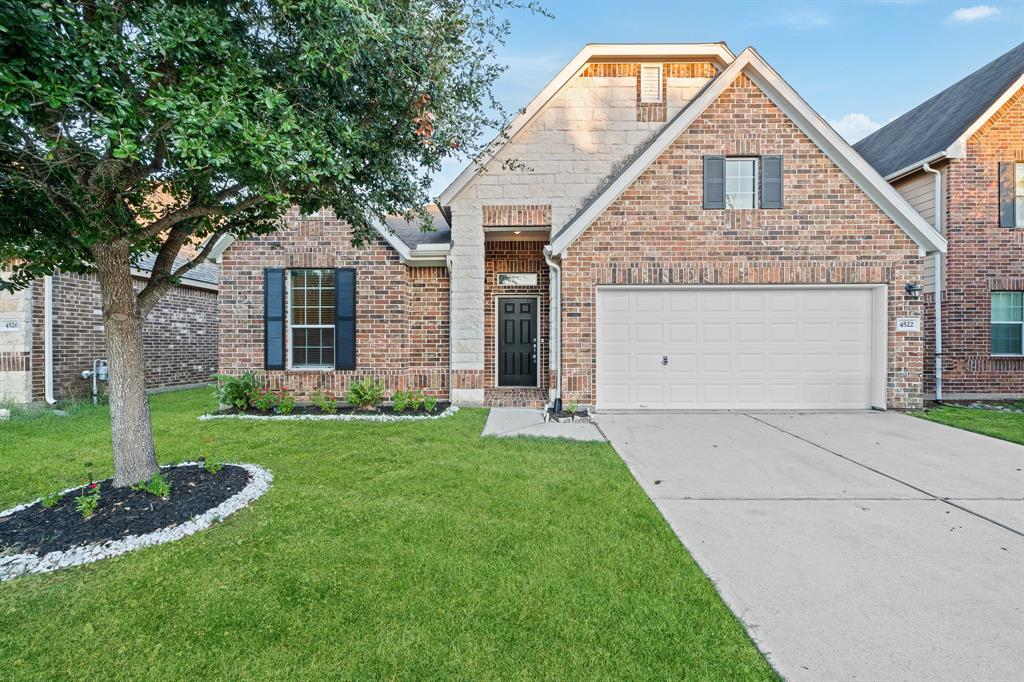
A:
912,401,1024,445
0,388,775,681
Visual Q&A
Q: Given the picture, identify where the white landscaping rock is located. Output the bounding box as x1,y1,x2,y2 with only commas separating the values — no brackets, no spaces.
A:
0,462,272,582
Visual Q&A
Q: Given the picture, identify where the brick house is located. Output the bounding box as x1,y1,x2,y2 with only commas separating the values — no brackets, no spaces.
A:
855,42,1024,401
0,255,218,405
215,44,945,411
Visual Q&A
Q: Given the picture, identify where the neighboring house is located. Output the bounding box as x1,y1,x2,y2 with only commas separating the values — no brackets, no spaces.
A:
215,43,945,411
0,254,218,404
855,42,1024,401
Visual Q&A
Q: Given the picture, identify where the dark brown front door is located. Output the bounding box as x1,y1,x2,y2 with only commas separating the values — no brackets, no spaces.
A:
498,298,537,387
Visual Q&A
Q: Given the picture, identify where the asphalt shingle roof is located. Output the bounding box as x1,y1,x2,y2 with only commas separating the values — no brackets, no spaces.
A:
132,252,219,286
854,42,1024,178
383,204,451,248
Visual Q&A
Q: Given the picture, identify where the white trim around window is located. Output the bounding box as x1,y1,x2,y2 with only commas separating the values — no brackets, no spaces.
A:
287,268,337,370
991,291,1024,356
725,157,758,209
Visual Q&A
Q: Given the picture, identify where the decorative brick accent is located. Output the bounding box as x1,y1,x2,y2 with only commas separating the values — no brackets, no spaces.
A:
481,205,551,227
28,273,217,401
484,387,548,408
926,85,1024,398
559,73,925,409
218,208,450,399
0,351,28,372
483,241,550,395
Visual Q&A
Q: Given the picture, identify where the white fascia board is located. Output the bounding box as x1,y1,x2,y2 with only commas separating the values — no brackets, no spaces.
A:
551,47,946,256
206,233,235,262
438,43,735,206
882,151,948,183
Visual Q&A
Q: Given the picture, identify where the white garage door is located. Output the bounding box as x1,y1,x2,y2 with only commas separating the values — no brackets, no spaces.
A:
596,287,879,410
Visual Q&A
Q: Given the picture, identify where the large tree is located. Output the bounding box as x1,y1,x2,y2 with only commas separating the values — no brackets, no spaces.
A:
0,0,531,486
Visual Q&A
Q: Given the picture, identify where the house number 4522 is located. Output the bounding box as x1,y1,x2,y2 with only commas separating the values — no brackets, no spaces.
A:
896,317,920,332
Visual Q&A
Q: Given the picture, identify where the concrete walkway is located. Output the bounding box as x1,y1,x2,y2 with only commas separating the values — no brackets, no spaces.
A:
481,408,605,441
600,411,1024,682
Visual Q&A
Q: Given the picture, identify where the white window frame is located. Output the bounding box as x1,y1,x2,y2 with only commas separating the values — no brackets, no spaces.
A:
991,290,1024,357
1015,163,1024,228
725,157,759,210
287,268,336,371
639,65,662,104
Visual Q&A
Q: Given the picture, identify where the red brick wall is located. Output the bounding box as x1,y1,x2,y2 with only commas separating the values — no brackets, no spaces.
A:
484,240,550,405
218,209,450,399
559,73,925,409
932,86,1024,398
30,273,218,401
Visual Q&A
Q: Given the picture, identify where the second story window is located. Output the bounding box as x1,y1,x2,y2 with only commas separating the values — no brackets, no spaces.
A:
725,158,758,209
1016,163,1024,228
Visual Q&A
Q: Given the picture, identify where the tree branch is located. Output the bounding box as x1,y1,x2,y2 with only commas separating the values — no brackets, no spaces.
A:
136,224,230,317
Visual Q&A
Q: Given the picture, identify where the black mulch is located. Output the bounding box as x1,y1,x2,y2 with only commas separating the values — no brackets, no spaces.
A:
218,401,451,417
0,465,250,556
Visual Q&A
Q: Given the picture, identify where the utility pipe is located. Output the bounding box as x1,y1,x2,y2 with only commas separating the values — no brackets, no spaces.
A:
43,274,56,404
923,162,943,402
543,246,562,412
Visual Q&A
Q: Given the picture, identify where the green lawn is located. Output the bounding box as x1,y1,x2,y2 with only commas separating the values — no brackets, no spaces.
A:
913,402,1024,445
0,388,774,681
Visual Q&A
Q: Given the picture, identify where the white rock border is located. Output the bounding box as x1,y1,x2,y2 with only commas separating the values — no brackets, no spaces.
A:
199,404,459,423
0,462,272,583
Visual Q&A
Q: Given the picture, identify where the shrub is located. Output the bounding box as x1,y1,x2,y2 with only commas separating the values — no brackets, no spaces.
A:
276,388,296,415
201,457,223,475
212,372,262,411
311,390,338,414
76,483,100,518
41,491,62,509
250,387,279,412
392,389,411,412
346,378,386,411
423,394,438,413
133,472,171,499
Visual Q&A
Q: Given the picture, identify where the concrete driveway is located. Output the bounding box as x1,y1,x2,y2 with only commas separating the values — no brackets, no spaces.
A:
599,411,1024,682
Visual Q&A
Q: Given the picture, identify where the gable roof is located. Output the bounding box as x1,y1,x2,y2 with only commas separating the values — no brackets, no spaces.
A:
132,252,219,288
550,47,947,256
207,207,450,267
437,42,736,206
854,42,1024,179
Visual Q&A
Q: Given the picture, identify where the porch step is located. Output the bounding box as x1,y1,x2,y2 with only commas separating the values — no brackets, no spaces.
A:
484,387,548,408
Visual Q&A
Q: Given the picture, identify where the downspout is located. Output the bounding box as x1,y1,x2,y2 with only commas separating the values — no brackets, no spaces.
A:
922,162,943,402
543,246,562,412
43,274,56,404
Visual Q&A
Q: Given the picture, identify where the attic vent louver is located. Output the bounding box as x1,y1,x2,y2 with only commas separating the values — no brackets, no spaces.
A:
640,65,662,103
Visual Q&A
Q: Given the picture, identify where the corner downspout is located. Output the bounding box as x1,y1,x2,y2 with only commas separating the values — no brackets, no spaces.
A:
922,162,943,402
43,274,56,404
543,246,562,412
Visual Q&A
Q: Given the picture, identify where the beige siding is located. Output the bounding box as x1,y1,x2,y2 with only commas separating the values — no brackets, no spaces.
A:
893,169,945,294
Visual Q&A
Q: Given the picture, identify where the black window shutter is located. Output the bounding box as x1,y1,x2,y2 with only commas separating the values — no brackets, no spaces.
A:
999,162,1015,228
761,155,783,209
703,155,725,209
264,268,285,370
335,268,356,370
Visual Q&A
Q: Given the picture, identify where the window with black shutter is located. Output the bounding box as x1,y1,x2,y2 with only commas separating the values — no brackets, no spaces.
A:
264,268,285,370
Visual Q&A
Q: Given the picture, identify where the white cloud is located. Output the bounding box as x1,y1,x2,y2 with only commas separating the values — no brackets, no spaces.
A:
949,5,1000,22
830,113,884,142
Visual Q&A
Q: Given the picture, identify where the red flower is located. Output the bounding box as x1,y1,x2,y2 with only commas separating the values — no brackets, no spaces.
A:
90,483,98,489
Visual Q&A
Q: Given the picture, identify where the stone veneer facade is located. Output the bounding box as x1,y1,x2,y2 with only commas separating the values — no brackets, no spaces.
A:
218,209,450,399
558,74,926,409
448,61,718,402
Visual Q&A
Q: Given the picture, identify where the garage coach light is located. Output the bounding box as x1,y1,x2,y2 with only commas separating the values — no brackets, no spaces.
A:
904,282,923,300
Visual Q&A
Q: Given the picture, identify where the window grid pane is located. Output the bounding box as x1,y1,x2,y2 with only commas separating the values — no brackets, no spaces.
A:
290,269,336,367
991,292,1024,355
725,158,757,209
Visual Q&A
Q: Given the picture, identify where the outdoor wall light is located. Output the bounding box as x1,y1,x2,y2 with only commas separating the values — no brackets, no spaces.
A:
904,282,922,300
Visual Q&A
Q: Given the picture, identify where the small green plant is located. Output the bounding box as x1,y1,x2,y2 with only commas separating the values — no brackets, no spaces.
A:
201,457,223,474
311,390,338,414
392,389,411,412
41,491,62,509
275,388,296,415
567,402,578,414
133,472,172,499
249,386,279,412
76,483,100,519
212,372,262,411
346,378,386,411
423,394,438,413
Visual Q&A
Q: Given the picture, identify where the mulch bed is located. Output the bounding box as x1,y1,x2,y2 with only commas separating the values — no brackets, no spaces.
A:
218,402,452,417
0,465,250,556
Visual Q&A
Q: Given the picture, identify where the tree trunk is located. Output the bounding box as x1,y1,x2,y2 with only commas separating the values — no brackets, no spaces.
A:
94,243,160,487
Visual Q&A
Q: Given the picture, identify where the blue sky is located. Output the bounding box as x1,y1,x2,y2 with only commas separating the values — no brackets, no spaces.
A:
430,0,1024,195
